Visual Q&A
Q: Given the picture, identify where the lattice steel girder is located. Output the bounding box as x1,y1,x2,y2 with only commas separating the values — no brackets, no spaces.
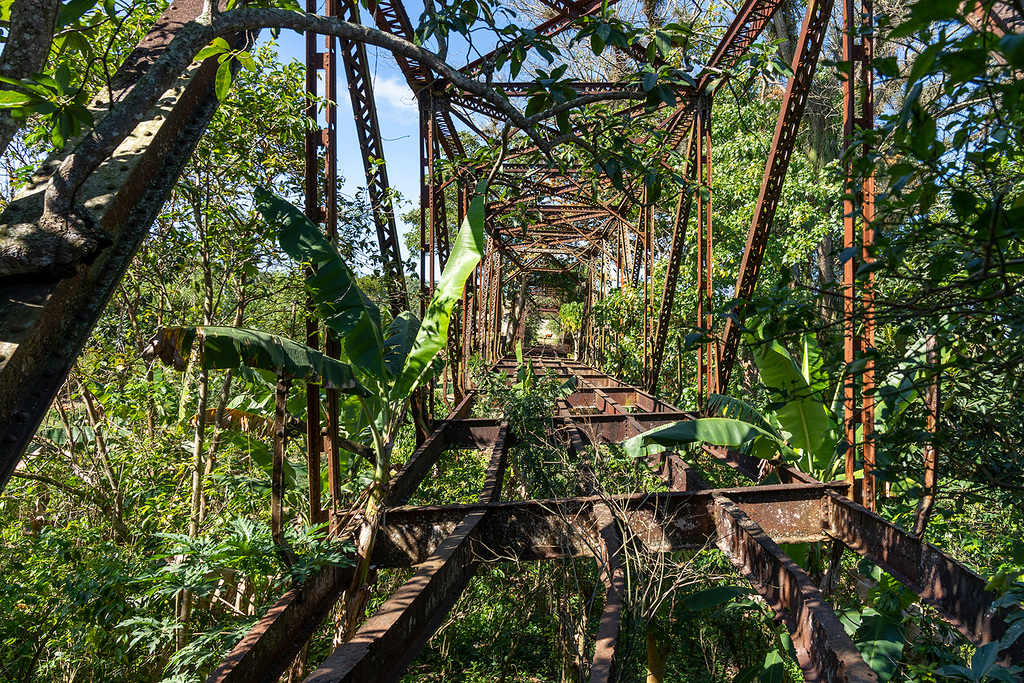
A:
206,482,837,683
714,495,879,683
716,0,836,390
0,0,251,490
374,483,841,566
493,82,641,97
335,0,409,315
825,492,1024,661
302,425,510,683
648,124,698,393
206,564,352,683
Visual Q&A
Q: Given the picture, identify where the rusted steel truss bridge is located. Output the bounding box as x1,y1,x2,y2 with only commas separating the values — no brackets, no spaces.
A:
0,0,1020,679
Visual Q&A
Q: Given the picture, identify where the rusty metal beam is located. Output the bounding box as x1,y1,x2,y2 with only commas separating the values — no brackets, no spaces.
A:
375,482,843,567
206,564,352,683
648,126,696,393
716,0,835,390
305,424,511,683
714,495,878,683
589,500,627,683
336,0,410,316
0,0,253,490
825,492,1024,661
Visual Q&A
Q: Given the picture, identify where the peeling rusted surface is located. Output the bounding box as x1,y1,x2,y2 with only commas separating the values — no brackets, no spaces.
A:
206,564,352,683
589,501,626,683
714,495,878,683
306,510,488,683
372,484,837,566
826,492,1023,660
433,418,502,450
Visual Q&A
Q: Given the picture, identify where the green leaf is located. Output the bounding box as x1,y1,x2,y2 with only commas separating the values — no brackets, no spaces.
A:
0,90,35,107
236,50,257,72
57,0,98,29
733,666,761,683
623,418,796,461
854,607,905,683
144,326,369,395
391,180,487,405
761,650,785,683
706,393,775,433
684,585,754,610
383,311,420,378
1000,33,1024,69
195,37,231,62
256,187,388,383
215,61,232,102
642,70,658,92
749,331,832,462
654,30,672,57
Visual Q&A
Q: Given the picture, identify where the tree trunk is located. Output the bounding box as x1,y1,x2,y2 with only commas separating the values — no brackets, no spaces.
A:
646,622,669,683
0,0,60,157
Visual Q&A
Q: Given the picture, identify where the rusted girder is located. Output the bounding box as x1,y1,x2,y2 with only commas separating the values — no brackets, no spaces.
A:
648,125,697,394
304,424,510,683
825,492,1024,661
714,495,879,683
375,483,842,567
209,479,840,683
0,0,253,490
589,500,627,683
716,0,836,390
335,0,410,316
206,564,353,683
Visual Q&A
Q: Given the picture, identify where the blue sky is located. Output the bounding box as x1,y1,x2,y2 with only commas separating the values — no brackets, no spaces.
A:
268,27,426,252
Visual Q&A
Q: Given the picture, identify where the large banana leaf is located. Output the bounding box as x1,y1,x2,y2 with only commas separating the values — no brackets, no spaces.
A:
801,332,830,396
144,327,369,395
391,180,487,405
383,311,421,378
622,417,798,462
750,333,832,458
706,393,775,433
853,607,905,683
255,188,388,383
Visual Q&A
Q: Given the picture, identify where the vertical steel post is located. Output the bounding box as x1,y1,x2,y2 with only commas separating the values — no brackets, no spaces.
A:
323,0,343,530
304,0,322,527
696,97,714,406
643,193,653,379
913,334,941,537
418,92,430,321
843,0,875,509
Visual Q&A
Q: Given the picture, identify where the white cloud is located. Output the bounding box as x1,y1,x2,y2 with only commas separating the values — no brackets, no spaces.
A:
372,74,417,120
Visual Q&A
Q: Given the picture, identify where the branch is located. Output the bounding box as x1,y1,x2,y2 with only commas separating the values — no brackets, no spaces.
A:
11,469,95,501
42,8,647,242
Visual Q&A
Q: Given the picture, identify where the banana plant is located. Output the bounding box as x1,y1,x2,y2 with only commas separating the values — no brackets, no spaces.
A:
146,181,488,593
624,328,844,482
259,179,487,635
623,328,939,683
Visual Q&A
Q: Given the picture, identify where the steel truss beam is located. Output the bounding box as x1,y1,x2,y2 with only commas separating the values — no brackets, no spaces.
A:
0,0,253,490
334,0,410,315
209,355,1019,683
716,0,835,391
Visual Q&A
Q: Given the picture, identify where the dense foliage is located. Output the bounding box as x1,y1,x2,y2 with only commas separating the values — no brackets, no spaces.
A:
1,0,1023,679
